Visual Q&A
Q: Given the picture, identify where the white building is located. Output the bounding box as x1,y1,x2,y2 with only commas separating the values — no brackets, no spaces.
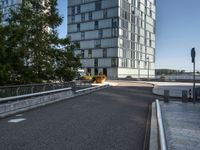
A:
68,0,156,79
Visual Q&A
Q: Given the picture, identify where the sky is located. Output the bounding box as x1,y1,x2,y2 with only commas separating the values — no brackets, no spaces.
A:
57,0,200,71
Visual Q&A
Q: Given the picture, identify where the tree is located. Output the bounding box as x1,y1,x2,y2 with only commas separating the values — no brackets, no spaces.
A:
0,13,12,85
2,0,81,85
55,40,81,81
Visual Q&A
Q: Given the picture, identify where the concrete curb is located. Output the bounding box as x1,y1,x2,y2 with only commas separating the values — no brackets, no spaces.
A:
118,80,156,87
149,102,159,150
0,84,110,118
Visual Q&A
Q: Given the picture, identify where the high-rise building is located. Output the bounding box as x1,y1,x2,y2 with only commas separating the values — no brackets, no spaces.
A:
0,0,22,23
68,0,156,79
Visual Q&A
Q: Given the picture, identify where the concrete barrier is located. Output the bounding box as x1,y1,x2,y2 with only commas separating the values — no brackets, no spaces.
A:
0,88,73,118
0,84,110,118
149,102,159,150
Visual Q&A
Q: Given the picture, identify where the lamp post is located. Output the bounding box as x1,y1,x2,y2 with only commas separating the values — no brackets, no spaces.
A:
147,57,150,80
191,48,196,103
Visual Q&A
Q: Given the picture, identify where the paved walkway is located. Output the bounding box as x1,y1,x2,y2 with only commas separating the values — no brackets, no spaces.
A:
160,102,200,150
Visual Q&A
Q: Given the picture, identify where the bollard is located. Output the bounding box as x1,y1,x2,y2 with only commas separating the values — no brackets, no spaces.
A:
188,89,192,102
164,90,169,103
182,90,188,103
194,88,199,101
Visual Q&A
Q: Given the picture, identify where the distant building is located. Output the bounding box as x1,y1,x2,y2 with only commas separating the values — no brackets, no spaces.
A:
0,0,22,24
68,0,156,78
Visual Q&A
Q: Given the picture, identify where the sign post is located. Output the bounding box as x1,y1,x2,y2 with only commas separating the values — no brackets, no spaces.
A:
191,48,196,103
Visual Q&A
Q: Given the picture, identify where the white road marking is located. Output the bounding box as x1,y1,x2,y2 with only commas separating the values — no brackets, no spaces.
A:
8,118,26,123
16,114,23,117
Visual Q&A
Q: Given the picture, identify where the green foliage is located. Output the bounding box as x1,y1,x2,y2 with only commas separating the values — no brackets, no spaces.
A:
0,0,81,85
0,12,11,85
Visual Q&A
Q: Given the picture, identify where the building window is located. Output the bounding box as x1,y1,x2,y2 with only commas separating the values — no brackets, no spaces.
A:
81,50,84,58
98,29,103,38
94,59,98,67
95,40,101,48
95,20,98,29
94,68,98,75
149,40,152,47
103,49,107,58
150,10,152,17
71,6,75,15
87,68,91,75
95,1,101,10
88,49,92,58
131,60,135,68
111,58,117,67
81,0,85,4
112,18,118,27
81,32,85,40
112,28,118,37
77,5,80,14
103,10,107,19
137,35,140,43
77,23,80,31
71,16,75,23
81,13,85,21
124,11,128,20
103,68,107,76
89,12,92,21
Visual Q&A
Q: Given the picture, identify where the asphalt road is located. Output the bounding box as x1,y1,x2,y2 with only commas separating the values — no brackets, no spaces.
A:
0,81,159,150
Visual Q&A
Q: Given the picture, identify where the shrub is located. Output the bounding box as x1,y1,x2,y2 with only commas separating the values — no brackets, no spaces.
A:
80,75,93,81
93,75,107,83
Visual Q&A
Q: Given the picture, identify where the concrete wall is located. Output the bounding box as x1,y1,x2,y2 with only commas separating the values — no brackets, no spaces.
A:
0,90,73,117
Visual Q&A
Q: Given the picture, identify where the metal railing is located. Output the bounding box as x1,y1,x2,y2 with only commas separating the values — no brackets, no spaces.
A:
156,99,167,150
0,87,72,104
0,82,76,98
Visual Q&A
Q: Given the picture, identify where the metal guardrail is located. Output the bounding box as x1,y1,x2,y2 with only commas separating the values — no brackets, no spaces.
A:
0,87,72,104
156,99,167,150
0,82,76,98
75,86,97,93
75,84,109,94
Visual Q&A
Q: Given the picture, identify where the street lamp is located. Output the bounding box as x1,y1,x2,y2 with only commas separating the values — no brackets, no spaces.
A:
147,57,150,80
191,48,196,103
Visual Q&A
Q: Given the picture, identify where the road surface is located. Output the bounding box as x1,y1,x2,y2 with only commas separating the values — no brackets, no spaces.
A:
0,81,159,150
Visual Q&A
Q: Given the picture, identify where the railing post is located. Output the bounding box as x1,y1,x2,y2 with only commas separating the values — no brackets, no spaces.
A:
43,85,46,92
16,87,20,96
31,86,34,93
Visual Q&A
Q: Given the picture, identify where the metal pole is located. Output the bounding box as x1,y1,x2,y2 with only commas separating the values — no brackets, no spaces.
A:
191,47,196,103
193,60,196,103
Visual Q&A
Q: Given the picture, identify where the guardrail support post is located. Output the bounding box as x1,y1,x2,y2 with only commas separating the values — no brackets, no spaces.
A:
16,87,20,96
